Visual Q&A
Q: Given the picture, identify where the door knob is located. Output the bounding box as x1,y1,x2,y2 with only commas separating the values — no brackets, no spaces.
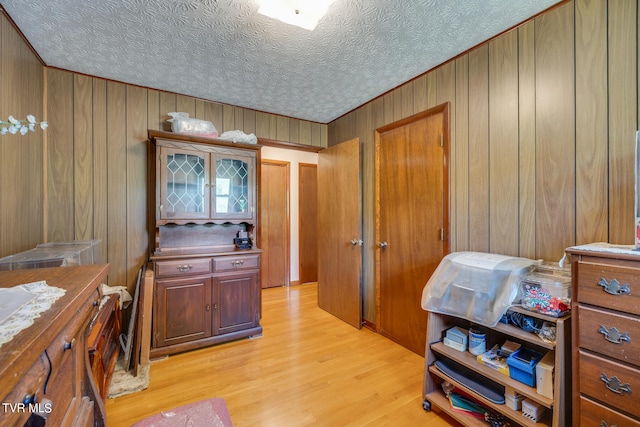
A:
350,239,363,246
378,241,388,248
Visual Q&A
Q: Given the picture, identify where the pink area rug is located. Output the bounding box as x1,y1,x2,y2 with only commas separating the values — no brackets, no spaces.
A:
131,398,233,427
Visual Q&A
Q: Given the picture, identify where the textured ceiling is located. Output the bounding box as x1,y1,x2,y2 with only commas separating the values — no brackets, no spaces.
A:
2,0,561,124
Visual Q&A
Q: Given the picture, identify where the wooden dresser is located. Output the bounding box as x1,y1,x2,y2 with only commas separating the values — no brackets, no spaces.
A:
0,264,109,427
567,245,640,427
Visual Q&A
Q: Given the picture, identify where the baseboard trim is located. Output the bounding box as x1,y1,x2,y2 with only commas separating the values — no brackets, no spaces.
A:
362,319,376,331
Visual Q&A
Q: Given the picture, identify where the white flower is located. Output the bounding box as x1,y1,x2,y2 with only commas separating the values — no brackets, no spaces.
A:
0,115,48,136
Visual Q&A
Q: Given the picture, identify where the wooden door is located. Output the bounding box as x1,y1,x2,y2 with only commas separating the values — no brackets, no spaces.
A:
153,276,212,348
298,163,318,284
317,138,362,328
376,105,449,355
213,271,258,335
260,161,289,288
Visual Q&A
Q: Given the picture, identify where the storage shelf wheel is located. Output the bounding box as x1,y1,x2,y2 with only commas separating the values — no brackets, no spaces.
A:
422,399,431,411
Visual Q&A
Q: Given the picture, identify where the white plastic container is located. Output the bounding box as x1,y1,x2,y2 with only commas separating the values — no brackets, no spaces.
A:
422,252,536,327
522,398,545,422
520,273,571,317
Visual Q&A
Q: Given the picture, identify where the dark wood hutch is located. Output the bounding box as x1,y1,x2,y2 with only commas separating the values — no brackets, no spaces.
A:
147,130,262,358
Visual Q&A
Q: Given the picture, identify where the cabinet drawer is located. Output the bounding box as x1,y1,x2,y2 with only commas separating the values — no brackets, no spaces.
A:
577,261,640,315
580,396,640,427
155,258,211,278
212,255,259,272
578,305,640,365
579,350,640,418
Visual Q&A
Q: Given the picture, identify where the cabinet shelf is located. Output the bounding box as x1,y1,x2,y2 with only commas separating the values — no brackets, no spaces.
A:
423,309,570,427
431,342,553,408
494,306,570,351
426,365,553,427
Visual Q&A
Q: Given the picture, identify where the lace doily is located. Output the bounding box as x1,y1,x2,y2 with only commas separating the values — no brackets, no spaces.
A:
568,242,640,256
0,281,66,349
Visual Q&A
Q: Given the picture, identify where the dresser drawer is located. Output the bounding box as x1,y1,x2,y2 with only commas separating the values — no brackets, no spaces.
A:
1,355,49,426
577,261,640,315
45,349,78,427
579,350,640,418
580,395,640,427
155,258,211,278
212,255,259,272
578,305,640,365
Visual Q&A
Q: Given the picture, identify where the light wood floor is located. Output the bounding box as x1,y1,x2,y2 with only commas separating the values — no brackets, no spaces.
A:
105,283,458,426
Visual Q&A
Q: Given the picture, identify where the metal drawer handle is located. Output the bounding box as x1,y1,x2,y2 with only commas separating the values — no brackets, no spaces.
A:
599,325,631,344
22,393,37,405
600,373,632,395
177,264,193,272
601,422,618,427
598,278,631,296
231,260,245,267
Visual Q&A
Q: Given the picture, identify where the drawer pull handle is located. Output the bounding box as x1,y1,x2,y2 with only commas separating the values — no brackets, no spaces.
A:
22,393,37,405
177,264,193,272
601,422,618,427
63,339,75,351
600,373,632,395
598,325,631,344
231,260,245,267
43,349,52,394
598,278,631,296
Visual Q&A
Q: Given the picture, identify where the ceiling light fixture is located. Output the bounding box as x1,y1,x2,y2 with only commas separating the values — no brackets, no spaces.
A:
257,0,335,31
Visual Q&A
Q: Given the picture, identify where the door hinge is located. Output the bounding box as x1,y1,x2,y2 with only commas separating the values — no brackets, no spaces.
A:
159,204,163,212
439,134,444,147
440,228,445,241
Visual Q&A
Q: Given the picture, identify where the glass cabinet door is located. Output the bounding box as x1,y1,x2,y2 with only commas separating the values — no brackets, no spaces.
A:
213,154,254,220
159,147,210,220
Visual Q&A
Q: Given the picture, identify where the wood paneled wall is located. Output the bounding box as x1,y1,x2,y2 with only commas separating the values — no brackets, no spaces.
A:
4,0,636,320
1,10,327,294
0,13,45,259
45,70,327,293
329,0,637,322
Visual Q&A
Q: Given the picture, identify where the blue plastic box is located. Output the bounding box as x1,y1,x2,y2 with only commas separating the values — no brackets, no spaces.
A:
506,348,543,387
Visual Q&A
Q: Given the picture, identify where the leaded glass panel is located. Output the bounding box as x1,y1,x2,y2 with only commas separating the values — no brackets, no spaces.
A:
165,152,206,214
215,158,249,214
